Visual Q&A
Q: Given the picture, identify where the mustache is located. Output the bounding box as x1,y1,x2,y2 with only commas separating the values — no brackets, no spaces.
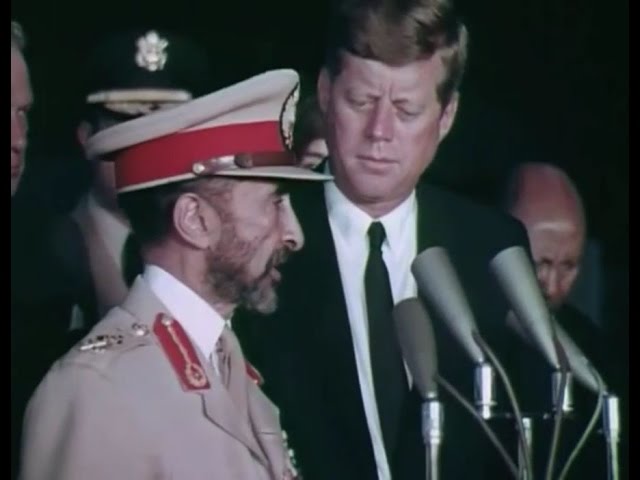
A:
257,248,291,281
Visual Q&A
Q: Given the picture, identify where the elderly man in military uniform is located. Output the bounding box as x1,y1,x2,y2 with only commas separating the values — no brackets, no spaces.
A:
58,29,213,333
19,69,331,480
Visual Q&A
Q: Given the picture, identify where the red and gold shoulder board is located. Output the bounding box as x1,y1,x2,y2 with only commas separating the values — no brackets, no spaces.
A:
245,361,264,387
153,313,210,391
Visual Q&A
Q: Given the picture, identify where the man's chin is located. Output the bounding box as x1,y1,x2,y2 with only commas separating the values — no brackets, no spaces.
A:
243,286,278,315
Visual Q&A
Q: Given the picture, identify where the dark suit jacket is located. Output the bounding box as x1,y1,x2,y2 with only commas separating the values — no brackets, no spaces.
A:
236,180,533,480
11,197,82,479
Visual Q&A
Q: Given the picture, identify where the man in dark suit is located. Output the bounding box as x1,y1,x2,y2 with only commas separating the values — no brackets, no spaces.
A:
506,161,626,479
55,28,212,332
235,1,536,478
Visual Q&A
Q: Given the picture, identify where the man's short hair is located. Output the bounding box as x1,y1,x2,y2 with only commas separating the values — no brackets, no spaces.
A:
293,95,325,159
11,20,25,50
118,177,234,247
324,0,468,106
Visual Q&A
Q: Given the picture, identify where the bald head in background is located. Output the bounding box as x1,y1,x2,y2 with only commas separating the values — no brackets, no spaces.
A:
506,162,586,310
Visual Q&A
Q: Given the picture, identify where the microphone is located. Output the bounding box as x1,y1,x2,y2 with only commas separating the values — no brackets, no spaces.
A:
490,246,560,370
554,321,605,394
411,247,531,478
603,394,620,480
411,247,496,419
412,247,484,364
394,298,442,480
552,322,618,480
394,297,439,399
490,246,571,480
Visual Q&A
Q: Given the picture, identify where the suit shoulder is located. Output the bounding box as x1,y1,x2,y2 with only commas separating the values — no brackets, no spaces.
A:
420,184,529,248
60,308,155,372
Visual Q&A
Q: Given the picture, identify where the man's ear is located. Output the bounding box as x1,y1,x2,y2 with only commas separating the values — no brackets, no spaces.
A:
317,68,332,115
172,193,221,250
438,92,460,141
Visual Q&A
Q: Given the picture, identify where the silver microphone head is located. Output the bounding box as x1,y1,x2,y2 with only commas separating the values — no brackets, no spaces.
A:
554,321,605,394
393,298,438,399
490,246,559,369
411,246,484,364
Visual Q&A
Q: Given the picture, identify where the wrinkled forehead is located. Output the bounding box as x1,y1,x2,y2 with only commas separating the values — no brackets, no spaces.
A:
528,222,584,259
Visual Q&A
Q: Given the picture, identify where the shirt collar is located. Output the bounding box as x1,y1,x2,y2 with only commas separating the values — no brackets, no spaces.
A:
143,264,225,360
324,167,417,251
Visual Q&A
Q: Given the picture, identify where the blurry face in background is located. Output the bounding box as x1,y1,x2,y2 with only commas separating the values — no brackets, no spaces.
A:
11,46,33,196
527,220,584,310
299,138,328,169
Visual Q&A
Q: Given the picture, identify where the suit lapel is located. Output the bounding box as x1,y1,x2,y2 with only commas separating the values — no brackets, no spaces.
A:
121,279,269,467
291,185,378,475
247,384,287,478
198,381,269,467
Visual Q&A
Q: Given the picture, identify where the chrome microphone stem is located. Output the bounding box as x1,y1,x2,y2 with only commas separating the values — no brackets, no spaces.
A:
603,394,620,480
518,416,534,480
422,397,443,480
474,362,497,419
551,370,574,415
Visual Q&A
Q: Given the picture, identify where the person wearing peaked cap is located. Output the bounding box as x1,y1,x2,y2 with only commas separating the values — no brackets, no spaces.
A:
52,29,214,338
19,69,331,480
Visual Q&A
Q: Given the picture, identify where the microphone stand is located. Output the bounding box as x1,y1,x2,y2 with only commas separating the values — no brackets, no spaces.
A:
472,331,533,479
422,394,444,480
551,370,574,415
474,362,497,419
518,416,534,480
603,394,620,480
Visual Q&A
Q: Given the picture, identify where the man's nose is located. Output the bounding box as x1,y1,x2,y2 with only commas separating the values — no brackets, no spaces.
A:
11,114,27,153
365,101,394,142
543,270,561,301
280,196,304,252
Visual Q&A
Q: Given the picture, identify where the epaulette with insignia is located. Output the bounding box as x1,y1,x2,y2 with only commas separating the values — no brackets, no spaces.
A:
245,360,264,387
78,333,126,353
77,321,151,354
153,313,210,391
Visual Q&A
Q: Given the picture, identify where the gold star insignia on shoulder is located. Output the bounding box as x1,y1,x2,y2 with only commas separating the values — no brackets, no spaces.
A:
78,334,125,353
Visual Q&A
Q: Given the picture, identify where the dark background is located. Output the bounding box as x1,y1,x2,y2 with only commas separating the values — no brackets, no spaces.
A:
11,0,628,265
11,0,627,282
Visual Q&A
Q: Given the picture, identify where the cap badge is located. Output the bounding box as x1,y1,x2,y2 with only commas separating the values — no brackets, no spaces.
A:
280,83,299,150
135,30,169,72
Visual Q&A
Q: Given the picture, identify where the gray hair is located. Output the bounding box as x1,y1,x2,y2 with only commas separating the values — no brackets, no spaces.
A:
11,21,25,50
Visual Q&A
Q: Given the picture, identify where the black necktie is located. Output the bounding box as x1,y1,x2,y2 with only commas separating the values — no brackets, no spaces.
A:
121,233,143,287
365,221,409,462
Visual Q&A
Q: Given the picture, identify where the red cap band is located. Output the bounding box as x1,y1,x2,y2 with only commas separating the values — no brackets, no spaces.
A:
114,120,285,190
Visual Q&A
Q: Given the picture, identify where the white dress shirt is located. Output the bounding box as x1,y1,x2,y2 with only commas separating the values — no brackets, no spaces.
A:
87,193,130,271
144,265,227,372
325,181,418,480
69,195,132,332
